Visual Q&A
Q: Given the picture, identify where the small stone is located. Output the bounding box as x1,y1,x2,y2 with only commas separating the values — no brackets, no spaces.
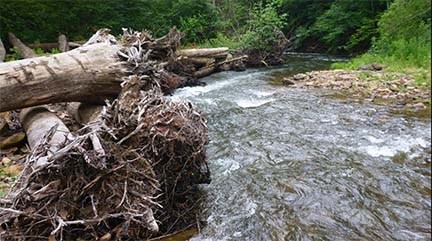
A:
1,157,11,166
413,102,426,109
292,73,308,81
389,84,399,92
283,78,295,85
371,64,384,71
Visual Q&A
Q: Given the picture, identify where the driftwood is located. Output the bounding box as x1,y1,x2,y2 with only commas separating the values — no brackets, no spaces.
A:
0,42,123,112
0,29,209,240
58,34,69,52
177,47,228,57
192,55,247,78
0,37,5,62
187,57,215,67
193,66,216,78
0,29,190,112
19,106,70,152
8,33,38,58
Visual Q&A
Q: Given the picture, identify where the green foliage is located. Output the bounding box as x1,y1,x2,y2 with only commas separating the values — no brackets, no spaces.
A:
0,0,218,46
333,0,431,87
294,0,388,53
4,47,20,62
378,0,431,41
197,33,241,49
239,1,287,51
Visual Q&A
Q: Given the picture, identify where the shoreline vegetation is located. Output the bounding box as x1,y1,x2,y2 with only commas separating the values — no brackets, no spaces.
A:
281,0,431,114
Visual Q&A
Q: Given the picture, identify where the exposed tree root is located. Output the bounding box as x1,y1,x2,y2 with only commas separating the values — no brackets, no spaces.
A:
0,28,210,240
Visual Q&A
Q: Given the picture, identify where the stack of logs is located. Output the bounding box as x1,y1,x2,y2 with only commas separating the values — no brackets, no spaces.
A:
0,28,245,240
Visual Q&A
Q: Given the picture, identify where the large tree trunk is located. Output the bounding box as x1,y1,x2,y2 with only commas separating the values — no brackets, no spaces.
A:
8,33,38,58
0,37,5,62
0,42,124,112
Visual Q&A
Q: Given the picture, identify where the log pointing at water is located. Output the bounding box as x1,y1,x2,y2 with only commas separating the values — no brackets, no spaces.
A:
8,32,38,58
0,42,123,112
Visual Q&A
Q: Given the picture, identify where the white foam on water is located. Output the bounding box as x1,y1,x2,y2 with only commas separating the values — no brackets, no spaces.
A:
251,90,276,97
235,98,275,108
358,136,430,157
216,158,241,175
174,79,234,98
365,135,385,144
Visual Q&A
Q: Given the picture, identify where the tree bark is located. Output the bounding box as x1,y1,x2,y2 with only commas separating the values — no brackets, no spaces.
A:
186,57,215,67
20,106,70,150
0,42,124,112
19,107,72,169
8,33,38,58
193,66,216,78
176,47,228,57
58,34,69,52
0,37,5,62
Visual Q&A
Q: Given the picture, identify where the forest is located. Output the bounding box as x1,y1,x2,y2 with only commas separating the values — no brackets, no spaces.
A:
0,0,431,241
1,0,430,72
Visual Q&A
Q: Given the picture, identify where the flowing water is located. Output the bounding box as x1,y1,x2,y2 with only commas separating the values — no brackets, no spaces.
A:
171,54,431,241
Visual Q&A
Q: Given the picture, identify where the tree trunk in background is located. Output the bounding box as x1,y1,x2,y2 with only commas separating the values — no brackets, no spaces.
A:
58,34,69,52
8,32,38,58
0,38,5,62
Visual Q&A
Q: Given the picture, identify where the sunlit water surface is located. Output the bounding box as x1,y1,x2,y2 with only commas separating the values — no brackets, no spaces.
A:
171,54,431,241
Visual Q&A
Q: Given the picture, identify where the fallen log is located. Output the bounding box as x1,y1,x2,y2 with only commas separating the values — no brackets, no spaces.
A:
19,106,70,154
193,66,216,78
0,42,123,112
0,37,5,62
176,47,228,57
8,33,38,58
186,57,215,67
0,28,190,112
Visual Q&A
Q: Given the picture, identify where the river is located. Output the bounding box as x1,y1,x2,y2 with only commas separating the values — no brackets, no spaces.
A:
171,54,431,241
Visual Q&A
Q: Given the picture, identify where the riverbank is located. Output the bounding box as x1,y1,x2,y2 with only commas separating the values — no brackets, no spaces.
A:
282,69,431,112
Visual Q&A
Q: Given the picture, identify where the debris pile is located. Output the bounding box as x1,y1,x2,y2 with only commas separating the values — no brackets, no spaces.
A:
0,28,224,240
